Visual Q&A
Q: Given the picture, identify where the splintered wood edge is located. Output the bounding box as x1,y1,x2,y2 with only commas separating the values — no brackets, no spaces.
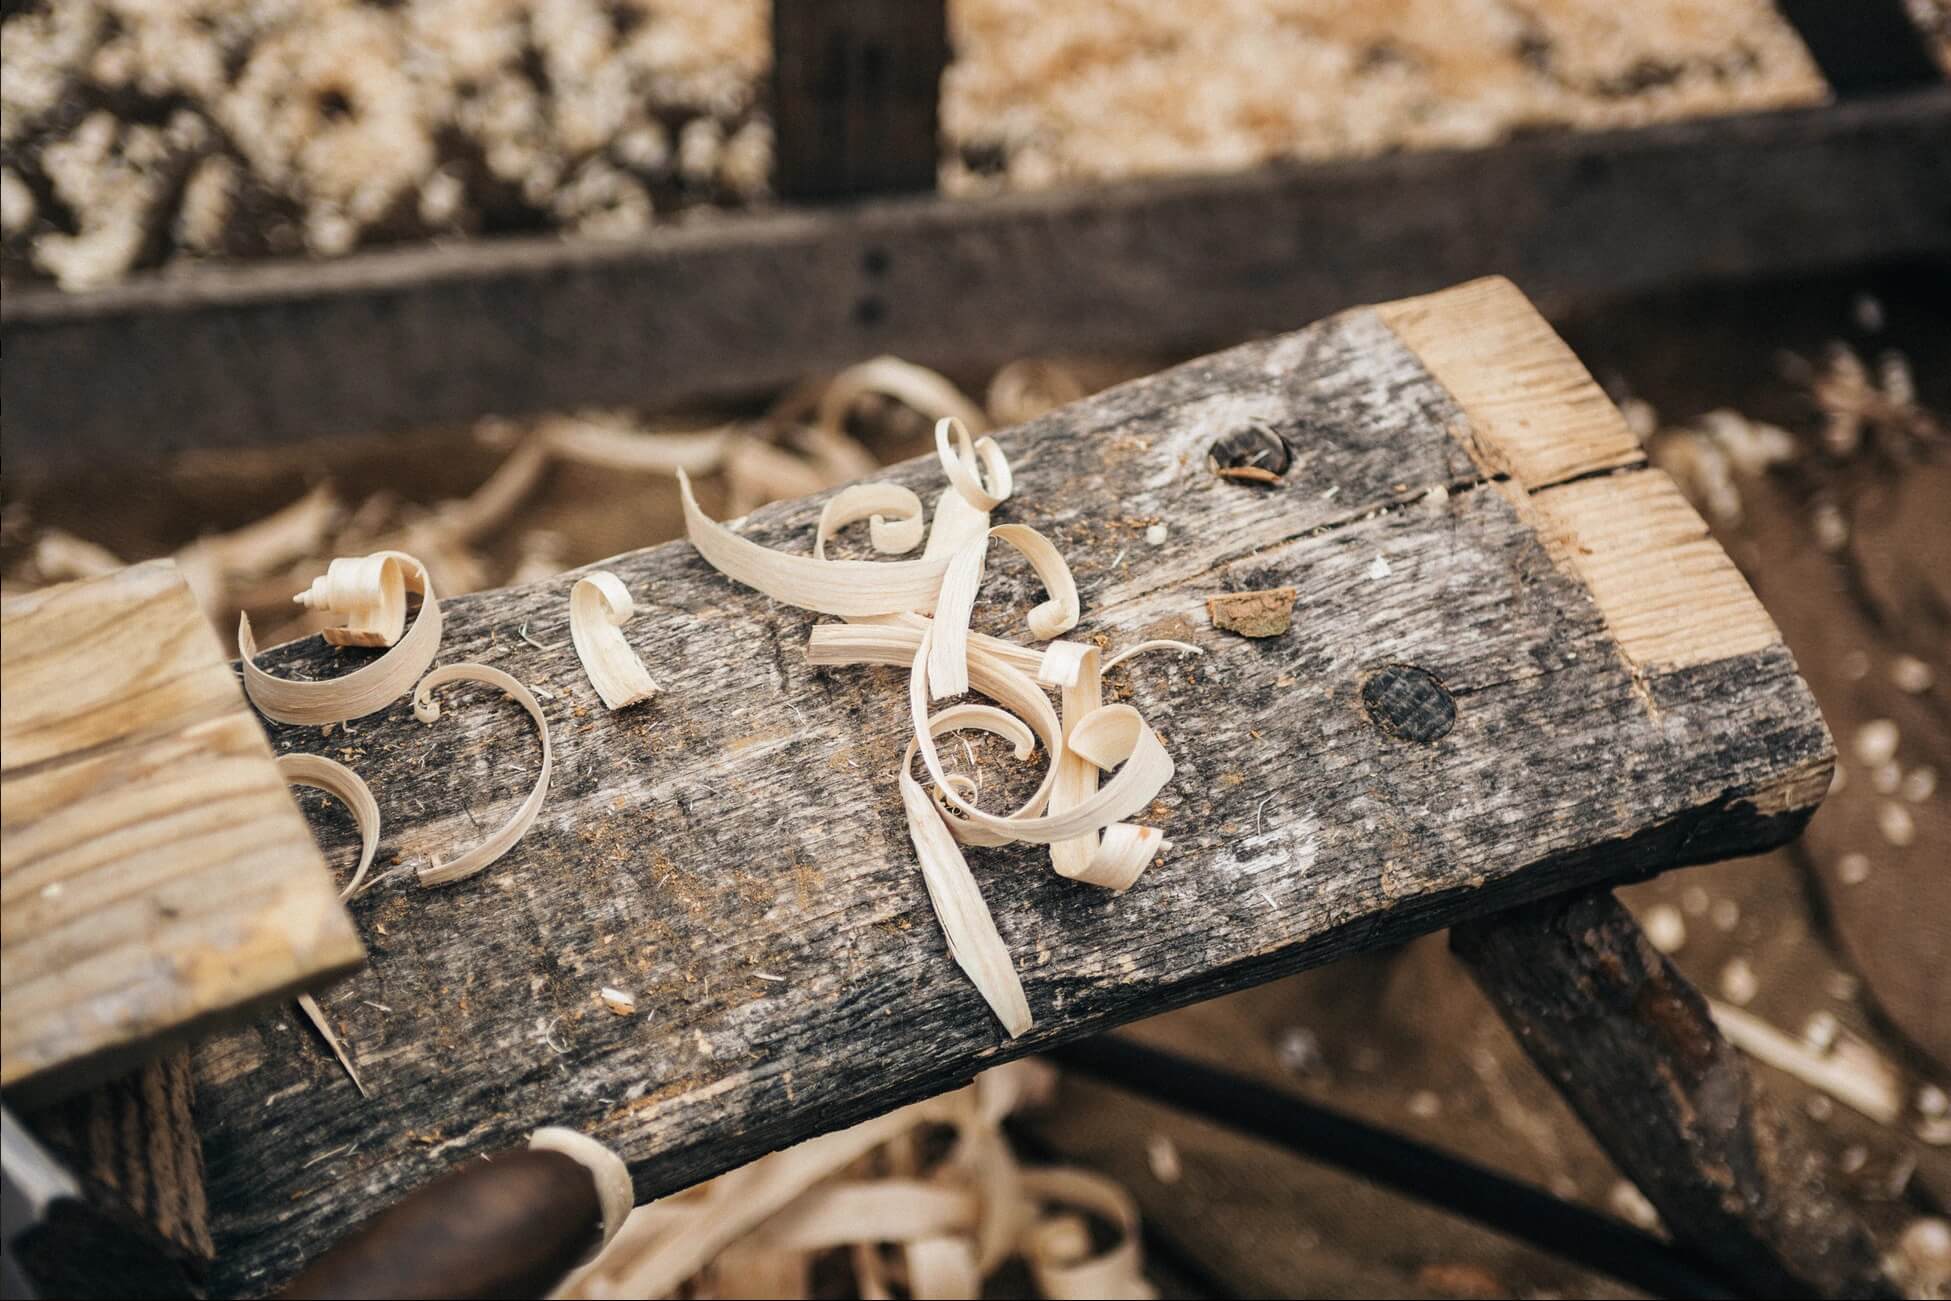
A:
1376,276,1821,812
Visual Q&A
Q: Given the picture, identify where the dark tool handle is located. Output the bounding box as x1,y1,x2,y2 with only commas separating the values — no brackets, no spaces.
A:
278,1149,601,1300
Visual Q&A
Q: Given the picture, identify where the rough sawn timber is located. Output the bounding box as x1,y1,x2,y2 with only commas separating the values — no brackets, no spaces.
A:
190,278,1832,1293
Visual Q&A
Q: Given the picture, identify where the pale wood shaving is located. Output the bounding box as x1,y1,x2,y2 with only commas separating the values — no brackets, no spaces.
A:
558,1061,1154,1301
678,468,953,617
529,1126,634,1262
278,750,380,1095
936,416,1014,512
928,524,1080,700
815,483,928,560
276,753,380,901
817,356,992,441
411,663,552,887
1709,999,1903,1127
569,572,659,710
239,551,444,725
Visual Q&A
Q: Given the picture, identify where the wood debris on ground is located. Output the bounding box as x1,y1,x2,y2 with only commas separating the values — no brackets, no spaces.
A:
557,1060,1155,1301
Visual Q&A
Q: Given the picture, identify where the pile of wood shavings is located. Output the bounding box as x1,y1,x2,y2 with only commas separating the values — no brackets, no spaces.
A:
558,1060,1156,1300
2,356,1109,647
676,380,1198,1033
1,0,1865,287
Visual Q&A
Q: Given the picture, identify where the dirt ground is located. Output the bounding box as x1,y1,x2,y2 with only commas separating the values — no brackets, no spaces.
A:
4,266,1945,1297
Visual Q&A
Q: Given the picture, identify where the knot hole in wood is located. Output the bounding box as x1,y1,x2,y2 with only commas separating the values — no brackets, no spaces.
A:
1207,423,1291,478
1361,663,1456,743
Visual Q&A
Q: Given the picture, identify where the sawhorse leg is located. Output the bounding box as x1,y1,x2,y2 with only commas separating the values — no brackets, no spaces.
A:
1452,888,1894,1299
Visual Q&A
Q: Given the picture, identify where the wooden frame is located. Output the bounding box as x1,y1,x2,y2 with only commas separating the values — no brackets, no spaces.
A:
3,89,1947,465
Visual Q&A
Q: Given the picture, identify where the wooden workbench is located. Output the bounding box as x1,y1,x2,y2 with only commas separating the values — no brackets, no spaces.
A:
187,279,1834,1293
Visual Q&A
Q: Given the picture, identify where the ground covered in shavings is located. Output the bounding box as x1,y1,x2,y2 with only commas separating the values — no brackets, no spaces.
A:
0,0,1893,289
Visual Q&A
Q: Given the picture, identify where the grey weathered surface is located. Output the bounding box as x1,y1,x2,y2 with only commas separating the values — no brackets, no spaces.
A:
6,89,1950,464
190,289,1830,1293
1452,891,1894,1299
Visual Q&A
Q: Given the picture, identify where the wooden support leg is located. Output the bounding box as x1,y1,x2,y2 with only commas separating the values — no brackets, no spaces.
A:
1451,889,1894,1300
15,1050,214,1298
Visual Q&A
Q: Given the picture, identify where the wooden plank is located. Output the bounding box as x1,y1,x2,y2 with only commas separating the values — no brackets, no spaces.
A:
772,0,947,201
4,90,1948,465
0,562,364,1104
1451,890,1892,1299
1775,0,1943,97
186,279,1831,1293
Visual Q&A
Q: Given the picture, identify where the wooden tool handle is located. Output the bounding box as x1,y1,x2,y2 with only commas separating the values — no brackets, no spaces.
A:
278,1149,601,1300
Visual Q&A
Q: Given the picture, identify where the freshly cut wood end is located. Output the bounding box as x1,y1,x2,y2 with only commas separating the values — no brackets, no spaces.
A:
1528,469,1782,669
1206,587,1296,638
1375,276,1643,490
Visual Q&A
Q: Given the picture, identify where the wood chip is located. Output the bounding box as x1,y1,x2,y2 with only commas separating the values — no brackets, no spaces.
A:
569,572,659,710
1212,464,1282,485
1206,587,1297,638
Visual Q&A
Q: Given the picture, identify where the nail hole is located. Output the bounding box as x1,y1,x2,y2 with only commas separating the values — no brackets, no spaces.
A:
1208,423,1291,484
853,295,886,327
1361,664,1456,744
862,247,890,277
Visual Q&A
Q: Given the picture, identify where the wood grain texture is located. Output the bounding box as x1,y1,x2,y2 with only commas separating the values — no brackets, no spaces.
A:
185,286,1831,1293
4,90,1948,464
1380,278,1787,672
0,562,364,1103
1452,891,1894,1299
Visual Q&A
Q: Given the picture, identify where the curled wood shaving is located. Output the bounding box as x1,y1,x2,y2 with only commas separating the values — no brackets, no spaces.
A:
901,706,1035,1036
541,416,731,475
815,483,927,560
678,469,952,617
278,751,380,1096
529,1127,633,1262
295,994,368,1099
816,356,992,440
411,663,552,887
928,524,1079,700
276,752,380,901
570,572,659,710
909,626,1173,848
936,417,1014,512
239,552,444,725
558,1061,1155,1301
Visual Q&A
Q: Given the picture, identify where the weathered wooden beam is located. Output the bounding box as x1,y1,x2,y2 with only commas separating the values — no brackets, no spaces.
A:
187,279,1831,1294
772,0,947,201
1452,890,1894,1299
4,90,1948,465
1774,0,1944,97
